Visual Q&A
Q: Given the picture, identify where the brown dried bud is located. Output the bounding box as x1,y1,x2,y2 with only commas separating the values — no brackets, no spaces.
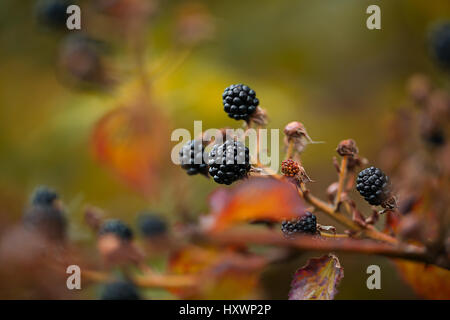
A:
284,121,309,140
336,139,358,157
283,121,321,154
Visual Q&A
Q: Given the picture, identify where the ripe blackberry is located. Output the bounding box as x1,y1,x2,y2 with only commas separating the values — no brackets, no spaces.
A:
356,167,391,206
100,280,141,300
281,212,317,237
23,186,67,241
430,22,450,69
179,140,208,176
222,84,259,121
137,213,168,238
281,159,300,177
35,0,70,30
98,219,133,241
208,140,251,185
31,185,59,206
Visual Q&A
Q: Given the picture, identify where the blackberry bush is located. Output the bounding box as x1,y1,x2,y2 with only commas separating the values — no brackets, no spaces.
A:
208,140,251,185
179,139,208,176
356,167,391,206
99,219,133,241
222,84,259,121
281,212,317,237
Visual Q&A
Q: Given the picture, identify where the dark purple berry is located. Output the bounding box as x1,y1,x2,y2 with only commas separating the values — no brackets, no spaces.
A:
23,186,67,241
179,140,208,176
207,140,251,185
430,22,450,69
222,84,259,121
356,166,391,206
137,213,168,238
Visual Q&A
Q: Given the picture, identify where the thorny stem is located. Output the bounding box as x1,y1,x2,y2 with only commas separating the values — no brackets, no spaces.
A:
334,155,348,210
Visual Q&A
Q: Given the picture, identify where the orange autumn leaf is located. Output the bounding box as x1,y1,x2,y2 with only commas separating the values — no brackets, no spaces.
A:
289,254,344,300
91,103,168,196
202,177,306,232
395,260,450,299
168,245,264,299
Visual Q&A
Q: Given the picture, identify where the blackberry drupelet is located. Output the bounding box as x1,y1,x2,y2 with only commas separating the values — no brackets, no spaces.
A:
222,84,259,121
208,140,251,185
99,219,133,241
281,212,317,237
179,140,208,176
430,22,450,69
23,186,67,241
100,280,141,300
137,213,168,238
356,166,391,206
281,159,300,177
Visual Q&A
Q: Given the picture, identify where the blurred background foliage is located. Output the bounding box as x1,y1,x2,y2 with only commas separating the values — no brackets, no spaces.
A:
0,0,449,299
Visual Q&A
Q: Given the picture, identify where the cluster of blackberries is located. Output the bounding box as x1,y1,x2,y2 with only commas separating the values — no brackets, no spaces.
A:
179,84,259,185
356,167,391,206
430,22,450,69
281,212,317,237
179,139,251,184
208,140,251,185
23,186,67,241
179,140,208,176
100,280,141,300
222,84,259,121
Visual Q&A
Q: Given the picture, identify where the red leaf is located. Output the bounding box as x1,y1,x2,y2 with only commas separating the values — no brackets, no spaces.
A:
202,177,306,232
168,245,264,299
91,103,168,196
395,260,450,299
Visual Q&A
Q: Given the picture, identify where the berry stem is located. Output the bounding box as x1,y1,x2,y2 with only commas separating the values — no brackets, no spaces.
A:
319,232,349,238
334,155,348,210
285,140,294,160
